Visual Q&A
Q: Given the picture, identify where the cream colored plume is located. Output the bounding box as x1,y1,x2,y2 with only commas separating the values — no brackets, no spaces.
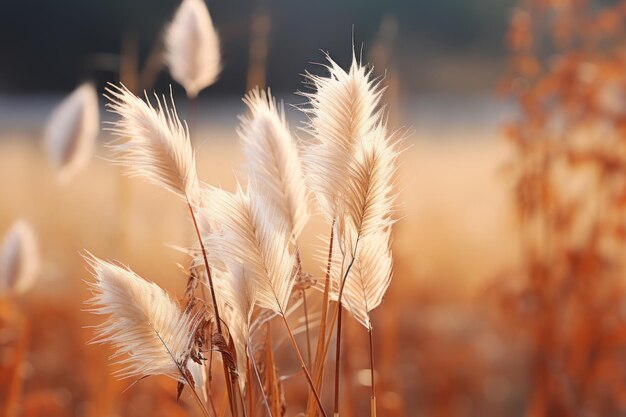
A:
340,125,399,253
319,125,398,287
202,185,296,315
44,83,99,183
239,88,310,238
339,231,393,329
86,255,201,383
0,220,40,296
105,84,201,204
165,0,221,98
301,53,382,219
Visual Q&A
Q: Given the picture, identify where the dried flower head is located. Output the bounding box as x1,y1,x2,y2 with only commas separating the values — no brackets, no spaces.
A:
165,0,221,98
105,83,201,204
239,88,310,238
44,82,99,183
300,52,383,220
202,185,296,315
0,220,40,296
86,255,201,383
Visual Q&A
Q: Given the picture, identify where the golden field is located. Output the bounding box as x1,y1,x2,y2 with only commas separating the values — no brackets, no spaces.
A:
0,125,525,417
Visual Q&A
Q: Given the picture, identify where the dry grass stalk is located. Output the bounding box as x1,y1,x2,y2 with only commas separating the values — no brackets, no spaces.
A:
86,40,398,417
300,52,398,417
43,82,99,183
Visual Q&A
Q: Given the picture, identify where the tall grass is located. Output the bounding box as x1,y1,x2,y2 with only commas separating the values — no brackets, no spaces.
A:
84,45,400,417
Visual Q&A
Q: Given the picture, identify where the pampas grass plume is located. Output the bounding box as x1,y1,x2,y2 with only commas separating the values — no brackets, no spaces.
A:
165,0,221,98
0,220,40,296
105,83,201,204
202,185,296,315
239,88,310,238
86,254,200,383
44,82,99,183
301,53,383,220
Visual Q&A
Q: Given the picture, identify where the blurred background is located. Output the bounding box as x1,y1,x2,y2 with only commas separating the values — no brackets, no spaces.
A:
4,0,626,416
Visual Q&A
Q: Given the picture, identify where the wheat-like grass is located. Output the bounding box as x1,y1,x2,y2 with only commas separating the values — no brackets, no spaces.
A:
44,82,99,183
202,185,296,315
165,0,221,98
335,231,393,329
300,52,383,220
105,83,202,205
85,254,201,383
239,88,310,238
0,220,40,296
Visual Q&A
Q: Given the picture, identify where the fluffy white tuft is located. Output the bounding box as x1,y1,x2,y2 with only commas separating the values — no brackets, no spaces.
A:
105,83,201,204
0,220,40,296
339,231,393,329
44,82,99,183
201,185,296,315
86,255,201,383
340,125,399,254
165,0,221,98
239,88,310,238
300,53,383,220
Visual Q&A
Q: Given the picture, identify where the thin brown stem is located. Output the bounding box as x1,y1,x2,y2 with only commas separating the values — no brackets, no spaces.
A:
307,220,335,416
280,314,329,417
313,238,362,416
368,327,377,417
187,200,237,416
333,306,343,416
184,372,214,417
246,353,253,417
188,95,198,138
248,343,274,417
303,289,312,368
295,248,312,369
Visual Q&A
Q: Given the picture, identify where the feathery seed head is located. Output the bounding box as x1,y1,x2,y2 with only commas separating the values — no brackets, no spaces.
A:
105,83,201,204
44,82,99,183
0,220,40,296
300,53,383,220
165,0,221,98
202,185,297,315
239,88,310,238
85,254,201,383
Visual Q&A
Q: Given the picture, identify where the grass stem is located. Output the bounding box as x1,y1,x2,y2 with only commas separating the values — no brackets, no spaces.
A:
368,327,376,417
280,314,328,417
307,220,335,416
187,199,237,417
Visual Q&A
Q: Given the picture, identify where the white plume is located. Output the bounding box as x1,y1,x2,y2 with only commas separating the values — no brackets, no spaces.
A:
165,0,221,98
86,255,201,383
105,83,201,204
239,88,310,238
341,231,393,329
340,125,399,253
300,53,383,219
44,82,99,183
0,220,40,296
202,185,296,315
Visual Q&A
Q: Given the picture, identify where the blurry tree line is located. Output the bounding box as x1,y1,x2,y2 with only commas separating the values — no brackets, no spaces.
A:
0,0,514,94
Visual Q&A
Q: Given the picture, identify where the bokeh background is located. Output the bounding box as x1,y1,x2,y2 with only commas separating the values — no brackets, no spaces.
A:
5,0,626,416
